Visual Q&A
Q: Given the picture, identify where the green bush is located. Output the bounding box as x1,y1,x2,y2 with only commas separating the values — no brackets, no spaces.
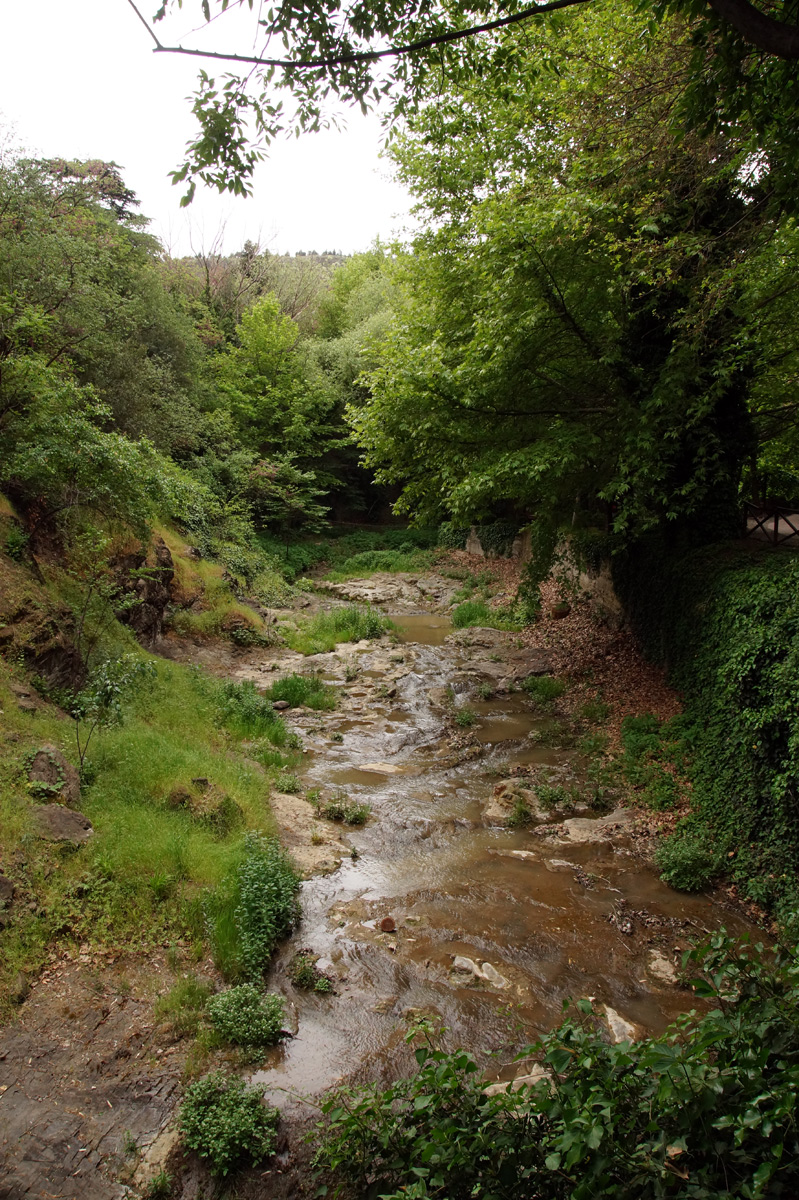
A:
615,542,799,913
274,772,301,794
314,936,799,1199
207,984,285,1051
454,706,477,728
655,825,721,891
179,1071,279,1176
205,833,299,981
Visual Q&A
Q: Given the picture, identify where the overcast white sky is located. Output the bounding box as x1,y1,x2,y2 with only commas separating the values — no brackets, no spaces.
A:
0,0,414,256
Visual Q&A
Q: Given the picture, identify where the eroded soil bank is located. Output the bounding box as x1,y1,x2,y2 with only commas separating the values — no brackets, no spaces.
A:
0,570,753,1199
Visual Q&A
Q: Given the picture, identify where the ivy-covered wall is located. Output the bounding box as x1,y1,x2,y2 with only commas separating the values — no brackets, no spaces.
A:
613,539,799,914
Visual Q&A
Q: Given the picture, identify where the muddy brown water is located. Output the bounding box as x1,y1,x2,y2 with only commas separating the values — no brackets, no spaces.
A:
254,611,749,1114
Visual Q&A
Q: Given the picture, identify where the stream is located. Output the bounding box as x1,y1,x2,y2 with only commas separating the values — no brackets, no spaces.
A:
247,603,749,1113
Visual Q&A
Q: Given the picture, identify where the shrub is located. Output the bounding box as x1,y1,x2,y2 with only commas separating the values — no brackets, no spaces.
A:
655,825,720,891
454,706,477,728
313,936,799,1200
179,1071,279,1176
205,833,299,981
207,985,285,1051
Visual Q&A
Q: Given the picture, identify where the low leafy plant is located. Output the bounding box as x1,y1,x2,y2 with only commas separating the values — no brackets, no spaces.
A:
275,772,301,794
217,680,287,741
141,1169,173,1200
288,950,334,993
454,706,477,728
579,698,611,723
179,1071,279,1177
207,984,285,1052
506,796,534,828
205,833,300,981
319,795,371,825
477,682,495,700
313,936,799,1200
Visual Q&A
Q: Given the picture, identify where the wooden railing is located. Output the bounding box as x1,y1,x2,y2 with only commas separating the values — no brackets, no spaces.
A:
744,501,799,546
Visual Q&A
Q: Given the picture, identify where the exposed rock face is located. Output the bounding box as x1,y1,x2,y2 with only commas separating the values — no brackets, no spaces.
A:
114,537,174,647
33,804,93,844
28,744,81,807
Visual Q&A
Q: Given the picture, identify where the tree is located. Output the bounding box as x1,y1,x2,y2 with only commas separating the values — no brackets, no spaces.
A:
135,0,799,202
350,3,796,552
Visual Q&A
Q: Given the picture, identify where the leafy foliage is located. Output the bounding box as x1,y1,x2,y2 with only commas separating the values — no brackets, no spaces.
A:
314,936,799,1198
615,541,799,912
179,1070,279,1176
205,832,299,982
206,984,285,1051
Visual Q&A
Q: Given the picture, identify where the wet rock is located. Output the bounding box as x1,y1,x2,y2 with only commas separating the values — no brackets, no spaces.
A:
379,917,396,933
480,961,510,989
33,804,94,844
647,950,679,986
553,808,634,844
451,956,509,989
361,762,403,776
272,700,291,711
280,999,299,1037
483,780,546,826
371,996,398,1014
28,745,81,807
9,971,30,1004
602,1005,640,1043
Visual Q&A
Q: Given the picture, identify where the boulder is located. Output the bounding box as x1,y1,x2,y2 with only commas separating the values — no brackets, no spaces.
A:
34,804,93,844
647,950,680,987
602,1005,641,1043
27,744,81,806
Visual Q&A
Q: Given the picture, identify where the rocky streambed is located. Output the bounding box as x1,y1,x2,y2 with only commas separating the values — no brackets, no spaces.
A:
0,572,752,1198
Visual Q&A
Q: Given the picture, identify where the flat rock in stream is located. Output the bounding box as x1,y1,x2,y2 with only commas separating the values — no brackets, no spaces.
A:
546,808,634,844
483,780,549,825
269,791,347,877
360,761,404,775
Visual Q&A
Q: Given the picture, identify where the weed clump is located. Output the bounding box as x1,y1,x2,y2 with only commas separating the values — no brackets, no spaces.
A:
655,826,720,891
207,985,285,1053
205,833,299,981
263,673,337,711
451,600,519,630
179,1071,279,1176
522,675,566,709
288,950,334,993
454,706,477,728
283,605,393,655
154,975,212,1038
317,794,371,825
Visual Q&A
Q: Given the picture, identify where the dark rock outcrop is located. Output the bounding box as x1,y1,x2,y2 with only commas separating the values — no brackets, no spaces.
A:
114,537,174,647
27,744,81,806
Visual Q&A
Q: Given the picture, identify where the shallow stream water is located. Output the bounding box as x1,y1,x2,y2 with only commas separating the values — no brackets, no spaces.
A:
253,610,748,1110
